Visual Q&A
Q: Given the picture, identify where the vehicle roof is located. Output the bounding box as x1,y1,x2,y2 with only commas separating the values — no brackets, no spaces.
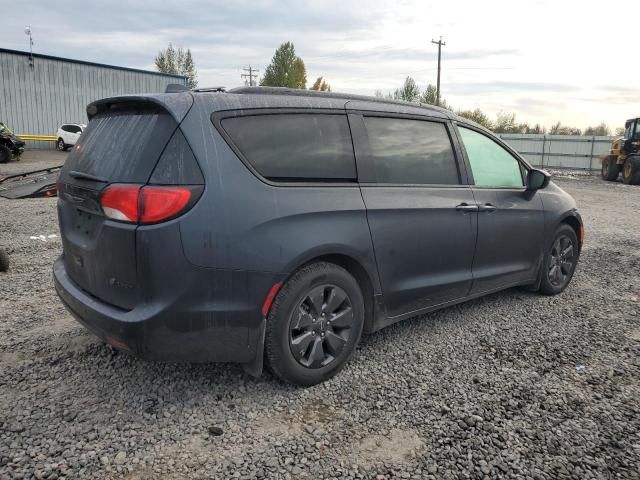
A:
195,86,458,121
87,87,490,133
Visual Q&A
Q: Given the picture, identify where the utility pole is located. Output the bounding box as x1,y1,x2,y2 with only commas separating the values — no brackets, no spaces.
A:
241,66,259,87
24,26,34,68
431,36,446,106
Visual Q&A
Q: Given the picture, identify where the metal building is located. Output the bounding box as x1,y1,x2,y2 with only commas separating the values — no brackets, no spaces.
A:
0,48,186,149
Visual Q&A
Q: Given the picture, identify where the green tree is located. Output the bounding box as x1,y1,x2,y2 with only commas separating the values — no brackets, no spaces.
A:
379,77,450,108
419,84,438,105
180,49,198,89
261,42,307,89
527,123,546,134
155,43,198,89
584,122,611,136
310,76,331,92
549,121,581,135
456,108,493,130
615,127,625,136
493,112,519,133
394,76,421,102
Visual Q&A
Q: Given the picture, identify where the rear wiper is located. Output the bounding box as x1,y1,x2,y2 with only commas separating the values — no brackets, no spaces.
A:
69,171,108,182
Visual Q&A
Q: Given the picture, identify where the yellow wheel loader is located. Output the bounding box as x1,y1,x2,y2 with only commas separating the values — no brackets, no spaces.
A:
601,118,640,184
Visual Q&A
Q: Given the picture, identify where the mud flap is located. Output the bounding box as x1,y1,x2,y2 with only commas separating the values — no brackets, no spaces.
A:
522,254,544,292
243,317,266,377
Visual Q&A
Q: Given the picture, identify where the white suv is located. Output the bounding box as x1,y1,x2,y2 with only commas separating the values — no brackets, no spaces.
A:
56,124,86,151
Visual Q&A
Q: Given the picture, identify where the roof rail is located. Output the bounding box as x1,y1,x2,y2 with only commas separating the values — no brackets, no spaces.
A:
192,86,226,93
227,86,450,113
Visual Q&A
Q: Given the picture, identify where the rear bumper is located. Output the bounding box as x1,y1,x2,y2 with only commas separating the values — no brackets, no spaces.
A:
53,256,281,364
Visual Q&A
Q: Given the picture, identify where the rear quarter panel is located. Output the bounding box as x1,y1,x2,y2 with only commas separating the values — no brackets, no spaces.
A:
177,96,381,292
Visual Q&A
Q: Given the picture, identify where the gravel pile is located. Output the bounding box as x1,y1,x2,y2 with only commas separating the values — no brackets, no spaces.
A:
1,170,639,479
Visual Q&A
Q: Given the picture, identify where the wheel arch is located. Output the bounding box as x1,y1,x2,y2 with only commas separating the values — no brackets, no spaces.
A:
559,212,583,251
283,252,380,335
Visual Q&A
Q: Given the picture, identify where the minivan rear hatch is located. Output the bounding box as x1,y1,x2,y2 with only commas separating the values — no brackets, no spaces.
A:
57,97,192,310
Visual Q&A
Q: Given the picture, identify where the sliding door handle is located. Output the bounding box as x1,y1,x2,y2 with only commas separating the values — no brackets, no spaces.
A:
456,203,479,212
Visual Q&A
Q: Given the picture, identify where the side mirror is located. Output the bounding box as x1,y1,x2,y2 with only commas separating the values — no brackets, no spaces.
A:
526,168,551,190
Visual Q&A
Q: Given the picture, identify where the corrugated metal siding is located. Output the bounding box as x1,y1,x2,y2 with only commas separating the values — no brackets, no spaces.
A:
499,134,616,171
0,51,186,149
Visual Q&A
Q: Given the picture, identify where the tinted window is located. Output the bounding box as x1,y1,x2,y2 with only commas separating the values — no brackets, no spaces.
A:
150,129,204,185
459,127,524,187
363,117,459,185
61,125,71,132
64,109,176,182
222,114,355,181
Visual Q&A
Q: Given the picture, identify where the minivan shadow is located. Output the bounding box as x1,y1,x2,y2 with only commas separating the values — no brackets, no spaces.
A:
69,286,538,399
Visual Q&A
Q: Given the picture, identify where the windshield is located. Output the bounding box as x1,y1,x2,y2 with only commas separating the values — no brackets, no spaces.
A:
624,121,634,140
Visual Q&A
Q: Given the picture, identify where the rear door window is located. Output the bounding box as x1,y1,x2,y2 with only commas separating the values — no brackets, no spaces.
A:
362,117,460,185
63,109,176,183
221,113,356,181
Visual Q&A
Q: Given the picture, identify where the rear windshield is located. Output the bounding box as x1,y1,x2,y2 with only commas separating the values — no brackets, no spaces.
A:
221,113,356,181
64,109,176,183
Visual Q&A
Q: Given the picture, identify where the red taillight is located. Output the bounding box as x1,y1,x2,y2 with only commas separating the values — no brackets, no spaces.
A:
100,184,194,224
101,185,141,222
140,187,192,224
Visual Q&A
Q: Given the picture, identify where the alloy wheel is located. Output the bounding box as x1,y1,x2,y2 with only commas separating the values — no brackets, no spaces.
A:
289,284,354,369
548,235,575,287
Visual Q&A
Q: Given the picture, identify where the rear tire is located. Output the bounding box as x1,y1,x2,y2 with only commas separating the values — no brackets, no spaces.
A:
265,262,364,386
622,156,640,185
0,248,9,272
601,156,620,181
56,138,66,151
0,145,10,163
539,224,579,295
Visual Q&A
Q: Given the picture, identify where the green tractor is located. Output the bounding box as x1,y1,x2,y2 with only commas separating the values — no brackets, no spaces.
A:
601,117,640,185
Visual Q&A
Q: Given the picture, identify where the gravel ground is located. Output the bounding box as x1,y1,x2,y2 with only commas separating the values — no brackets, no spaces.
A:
1,157,639,479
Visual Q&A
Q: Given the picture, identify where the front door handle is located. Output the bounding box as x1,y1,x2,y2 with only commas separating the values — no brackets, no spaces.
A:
478,203,497,212
456,203,479,212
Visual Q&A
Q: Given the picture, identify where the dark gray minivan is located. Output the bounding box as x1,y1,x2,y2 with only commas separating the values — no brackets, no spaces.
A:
54,86,583,386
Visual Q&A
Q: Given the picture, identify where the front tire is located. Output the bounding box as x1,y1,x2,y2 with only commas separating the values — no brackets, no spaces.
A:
601,156,620,181
56,138,66,151
622,156,640,185
0,145,11,163
539,224,579,295
265,262,364,386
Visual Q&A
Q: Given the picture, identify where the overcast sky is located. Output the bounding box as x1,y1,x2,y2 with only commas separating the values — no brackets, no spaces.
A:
3,0,637,130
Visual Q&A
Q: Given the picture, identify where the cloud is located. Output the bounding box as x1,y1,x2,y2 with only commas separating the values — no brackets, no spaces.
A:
449,81,577,96
1,0,637,128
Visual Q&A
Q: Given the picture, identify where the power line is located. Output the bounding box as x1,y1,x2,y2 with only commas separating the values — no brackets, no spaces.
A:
241,66,259,86
431,37,446,106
